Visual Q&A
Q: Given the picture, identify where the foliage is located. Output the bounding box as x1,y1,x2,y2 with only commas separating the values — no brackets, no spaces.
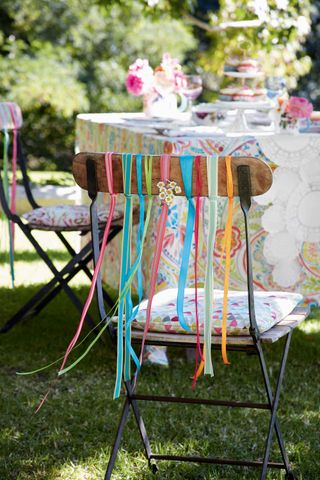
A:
0,0,317,171
294,1,320,108
0,1,196,170
195,0,313,95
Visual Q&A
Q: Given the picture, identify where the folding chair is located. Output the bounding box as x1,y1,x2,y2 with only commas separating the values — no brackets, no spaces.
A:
72,152,309,480
0,103,122,334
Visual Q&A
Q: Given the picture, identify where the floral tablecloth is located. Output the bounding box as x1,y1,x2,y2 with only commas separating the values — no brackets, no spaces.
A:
76,113,320,306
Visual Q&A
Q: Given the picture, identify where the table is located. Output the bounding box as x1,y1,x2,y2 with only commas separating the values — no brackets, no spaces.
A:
76,113,320,306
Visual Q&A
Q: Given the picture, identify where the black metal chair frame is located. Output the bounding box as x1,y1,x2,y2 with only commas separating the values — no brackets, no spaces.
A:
85,157,302,480
0,132,120,334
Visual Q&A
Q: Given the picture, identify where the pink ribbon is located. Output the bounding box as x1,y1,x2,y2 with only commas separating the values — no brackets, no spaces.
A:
58,152,116,373
8,103,18,247
192,156,203,388
138,154,171,367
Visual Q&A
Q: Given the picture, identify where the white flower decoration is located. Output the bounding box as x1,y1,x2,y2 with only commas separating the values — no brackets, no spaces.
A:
157,178,181,206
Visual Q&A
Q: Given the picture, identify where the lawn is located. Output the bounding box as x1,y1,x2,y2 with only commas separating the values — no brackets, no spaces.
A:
0,225,319,479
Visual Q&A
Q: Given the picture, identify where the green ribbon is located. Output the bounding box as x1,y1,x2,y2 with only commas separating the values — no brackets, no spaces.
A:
2,129,15,287
204,154,218,375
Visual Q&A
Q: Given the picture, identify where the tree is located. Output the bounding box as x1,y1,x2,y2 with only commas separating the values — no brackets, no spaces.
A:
294,2,320,108
0,0,196,169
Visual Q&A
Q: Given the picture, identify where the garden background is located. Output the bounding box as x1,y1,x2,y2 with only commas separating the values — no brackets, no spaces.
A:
0,0,319,171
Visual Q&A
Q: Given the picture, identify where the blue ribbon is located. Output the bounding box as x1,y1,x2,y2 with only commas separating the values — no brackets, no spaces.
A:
114,153,133,398
177,155,195,331
124,154,145,380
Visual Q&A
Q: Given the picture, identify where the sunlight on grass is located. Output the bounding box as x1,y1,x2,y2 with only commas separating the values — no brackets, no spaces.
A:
1,225,320,479
52,462,101,480
298,319,320,334
0,220,88,287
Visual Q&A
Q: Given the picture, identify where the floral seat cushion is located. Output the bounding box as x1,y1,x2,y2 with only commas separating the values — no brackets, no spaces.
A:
23,204,124,231
131,288,303,335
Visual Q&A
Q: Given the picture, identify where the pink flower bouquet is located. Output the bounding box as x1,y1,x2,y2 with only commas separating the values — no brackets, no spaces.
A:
286,96,313,119
278,95,313,132
126,59,154,96
125,53,186,98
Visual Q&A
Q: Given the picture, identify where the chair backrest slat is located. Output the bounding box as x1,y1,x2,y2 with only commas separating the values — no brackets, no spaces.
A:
73,152,272,197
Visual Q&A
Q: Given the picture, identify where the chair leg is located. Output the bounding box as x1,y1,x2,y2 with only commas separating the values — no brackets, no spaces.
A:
0,277,58,333
105,397,131,480
0,233,95,333
256,332,293,480
125,381,157,473
1,223,121,333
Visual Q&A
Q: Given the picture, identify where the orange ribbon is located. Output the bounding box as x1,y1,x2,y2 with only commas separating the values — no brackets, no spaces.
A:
221,156,233,365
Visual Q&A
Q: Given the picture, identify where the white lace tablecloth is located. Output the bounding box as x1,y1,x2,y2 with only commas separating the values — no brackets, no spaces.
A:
76,113,320,306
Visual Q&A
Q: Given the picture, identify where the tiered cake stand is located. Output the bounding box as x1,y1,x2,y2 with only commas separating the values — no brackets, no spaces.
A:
217,69,274,133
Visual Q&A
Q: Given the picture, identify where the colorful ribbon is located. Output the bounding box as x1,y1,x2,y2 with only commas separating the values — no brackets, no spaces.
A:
204,154,218,376
192,155,203,387
138,154,170,367
221,155,233,365
59,155,154,384
8,103,18,247
177,155,194,331
1,129,15,287
58,152,117,376
115,153,134,397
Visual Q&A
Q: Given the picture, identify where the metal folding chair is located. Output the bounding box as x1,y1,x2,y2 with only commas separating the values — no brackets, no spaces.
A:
73,152,309,480
0,103,122,334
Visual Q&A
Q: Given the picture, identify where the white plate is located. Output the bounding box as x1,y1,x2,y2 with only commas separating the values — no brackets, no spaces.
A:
223,71,264,79
122,116,175,125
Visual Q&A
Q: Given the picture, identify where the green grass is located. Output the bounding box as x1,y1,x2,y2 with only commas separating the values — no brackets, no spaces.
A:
8,171,75,187
0,228,319,479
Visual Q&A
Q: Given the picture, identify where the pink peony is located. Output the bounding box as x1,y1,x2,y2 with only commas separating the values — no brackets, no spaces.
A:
287,96,313,119
126,58,154,96
126,73,144,96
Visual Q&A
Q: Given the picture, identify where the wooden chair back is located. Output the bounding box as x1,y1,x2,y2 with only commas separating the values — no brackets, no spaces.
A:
73,152,272,197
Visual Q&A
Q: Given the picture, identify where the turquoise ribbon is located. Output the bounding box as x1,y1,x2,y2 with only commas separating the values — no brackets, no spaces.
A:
123,153,145,380
177,155,194,331
204,154,218,375
58,157,154,382
114,153,133,398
